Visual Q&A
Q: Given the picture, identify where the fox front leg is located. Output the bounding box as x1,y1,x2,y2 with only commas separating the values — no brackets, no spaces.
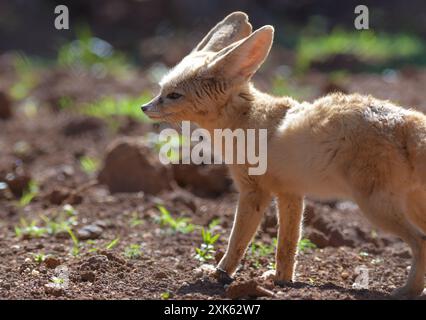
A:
216,189,272,283
275,193,304,283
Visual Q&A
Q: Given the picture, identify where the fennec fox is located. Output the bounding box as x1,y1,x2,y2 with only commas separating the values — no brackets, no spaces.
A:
142,12,426,297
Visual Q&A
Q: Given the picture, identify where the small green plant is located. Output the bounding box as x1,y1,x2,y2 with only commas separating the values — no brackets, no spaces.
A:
195,222,221,262
19,180,39,207
14,219,48,238
58,96,74,109
129,212,144,227
207,218,221,230
250,239,277,257
160,291,170,300
9,53,40,101
15,205,78,239
124,244,142,259
62,204,78,216
57,25,129,75
51,276,65,285
105,238,120,250
87,240,99,253
296,29,425,72
249,238,277,269
66,227,80,256
82,94,152,123
40,206,78,236
88,238,120,253
33,252,46,263
154,205,195,234
298,238,317,252
79,156,100,174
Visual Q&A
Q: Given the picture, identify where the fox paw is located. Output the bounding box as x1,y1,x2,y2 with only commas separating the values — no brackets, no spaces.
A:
215,267,234,285
193,264,234,284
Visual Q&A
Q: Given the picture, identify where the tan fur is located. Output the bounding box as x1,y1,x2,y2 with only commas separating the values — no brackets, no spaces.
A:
142,12,426,297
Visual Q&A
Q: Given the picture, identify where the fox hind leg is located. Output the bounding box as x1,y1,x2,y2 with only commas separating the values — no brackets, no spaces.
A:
354,192,426,297
406,189,426,236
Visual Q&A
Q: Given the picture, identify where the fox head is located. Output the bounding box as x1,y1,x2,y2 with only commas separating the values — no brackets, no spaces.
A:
141,12,274,126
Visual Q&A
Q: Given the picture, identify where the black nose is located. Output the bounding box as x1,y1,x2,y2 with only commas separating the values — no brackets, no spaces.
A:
141,103,152,112
141,101,154,113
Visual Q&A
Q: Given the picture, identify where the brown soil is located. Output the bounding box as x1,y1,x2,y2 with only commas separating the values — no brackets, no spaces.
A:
1,58,426,300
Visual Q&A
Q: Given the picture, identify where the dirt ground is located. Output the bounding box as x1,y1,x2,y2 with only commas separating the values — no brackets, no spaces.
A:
1,54,426,300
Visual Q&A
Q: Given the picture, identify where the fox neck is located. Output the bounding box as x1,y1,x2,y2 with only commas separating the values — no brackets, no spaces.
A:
195,83,298,135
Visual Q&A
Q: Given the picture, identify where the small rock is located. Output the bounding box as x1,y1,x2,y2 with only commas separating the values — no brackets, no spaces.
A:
44,284,64,297
304,227,329,248
193,264,216,278
154,271,168,279
80,271,96,282
62,116,104,136
46,188,82,205
341,271,350,280
5,172,31,198
51,245,64,253
93,220,109,229
172,163,231,198
31,269,40,276
76,225,103,240
226,279,275,299
47,189,68,205
44,256,61,269
13,141,33,161
168,191,197,213
98,250,126,265
260,269,276,281
0,91,12,119
55,230,70,239
98,137,172,194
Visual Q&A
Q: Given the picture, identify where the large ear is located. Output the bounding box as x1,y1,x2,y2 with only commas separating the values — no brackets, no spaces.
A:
207,25,274,83
194,11,252,52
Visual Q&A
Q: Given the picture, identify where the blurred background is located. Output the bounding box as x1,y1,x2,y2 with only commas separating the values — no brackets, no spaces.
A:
1,0,426,300
1,0,426,108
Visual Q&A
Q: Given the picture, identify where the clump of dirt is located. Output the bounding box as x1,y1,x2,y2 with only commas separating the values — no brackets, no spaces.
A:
44,256,61,269
76,224,103,240
4,169,31,198
0,91,12,119
226,279,274,299
45,187,83,205
98,137,172,194
302,200,395,248
172,163,232,198
62,116,105,137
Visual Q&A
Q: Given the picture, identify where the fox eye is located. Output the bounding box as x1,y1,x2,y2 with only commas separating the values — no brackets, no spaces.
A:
166,92,183,100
